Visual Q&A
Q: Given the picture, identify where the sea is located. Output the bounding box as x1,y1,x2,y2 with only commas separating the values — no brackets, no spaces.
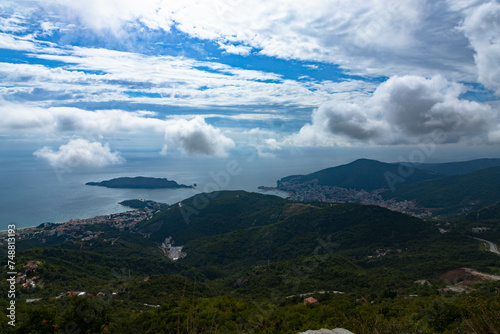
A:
2,146,497,230
0,149,343,230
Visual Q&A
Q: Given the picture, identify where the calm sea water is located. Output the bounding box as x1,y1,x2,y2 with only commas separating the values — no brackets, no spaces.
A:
0,150,323,229
2,146,496,230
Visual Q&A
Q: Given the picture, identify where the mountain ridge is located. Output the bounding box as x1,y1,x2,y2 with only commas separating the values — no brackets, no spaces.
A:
278,158,442,192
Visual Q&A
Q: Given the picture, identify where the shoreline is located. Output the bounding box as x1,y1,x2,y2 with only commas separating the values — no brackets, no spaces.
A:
1,189,287,233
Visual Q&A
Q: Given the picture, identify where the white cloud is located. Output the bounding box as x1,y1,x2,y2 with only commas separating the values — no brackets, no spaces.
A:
461,1,500,95
26,0,479,80
0,44,370,109
0,102,235,156
44,0,174,35
217,42,252,55
0,103,165,134
164,117,235,156
2,0,498,158
0,32,37,51
0,15,28,33
33,138,124,168
286,75,498,147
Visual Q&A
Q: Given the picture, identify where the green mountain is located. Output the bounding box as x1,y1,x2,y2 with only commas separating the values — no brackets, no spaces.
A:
2,191,500,333
278,158,442,191
135,191,436,275
138,191,289,244
388,166,500,214
86,176,192,189
179,201,436,274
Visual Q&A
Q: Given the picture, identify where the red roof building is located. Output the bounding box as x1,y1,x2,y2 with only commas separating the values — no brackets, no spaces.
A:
304,297,319,305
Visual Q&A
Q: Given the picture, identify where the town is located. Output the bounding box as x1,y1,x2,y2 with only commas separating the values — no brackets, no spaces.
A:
276,180,433,219
0,200,166,245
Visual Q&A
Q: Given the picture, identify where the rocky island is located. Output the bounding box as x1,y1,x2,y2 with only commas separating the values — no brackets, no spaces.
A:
86,176,193,189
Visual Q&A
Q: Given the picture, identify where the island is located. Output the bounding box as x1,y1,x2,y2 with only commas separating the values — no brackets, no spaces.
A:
86,176,193,189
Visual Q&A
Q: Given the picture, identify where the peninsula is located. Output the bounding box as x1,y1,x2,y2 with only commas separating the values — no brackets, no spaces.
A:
86,176,193,189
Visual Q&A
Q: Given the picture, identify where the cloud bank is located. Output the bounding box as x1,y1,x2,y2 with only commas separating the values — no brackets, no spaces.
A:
1,103,235,157
33,138,124,168
288,75,497,146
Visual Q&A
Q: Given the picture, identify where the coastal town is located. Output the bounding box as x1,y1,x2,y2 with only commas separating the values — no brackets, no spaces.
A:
275,179,433,219
0,200,166,245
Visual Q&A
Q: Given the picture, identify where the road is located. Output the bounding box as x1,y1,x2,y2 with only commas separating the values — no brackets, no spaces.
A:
474,237,500,255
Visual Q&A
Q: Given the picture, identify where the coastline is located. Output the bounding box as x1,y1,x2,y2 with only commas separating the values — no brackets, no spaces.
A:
1,189,288,233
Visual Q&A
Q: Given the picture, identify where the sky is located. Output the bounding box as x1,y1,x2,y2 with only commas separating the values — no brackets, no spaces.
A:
1,0,500,171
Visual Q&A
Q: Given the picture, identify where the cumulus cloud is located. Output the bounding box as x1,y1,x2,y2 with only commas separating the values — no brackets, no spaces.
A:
0,103,234,157
370,76,493,143
33,138,124,168
318,102,380,140
287,75,497,146
461,1,500,95
164,117,235,156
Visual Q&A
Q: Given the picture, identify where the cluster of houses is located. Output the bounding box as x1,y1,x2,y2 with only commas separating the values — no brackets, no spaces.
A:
277,181,432,218
62,291,117,298
0,205,165,246
16,261,41,288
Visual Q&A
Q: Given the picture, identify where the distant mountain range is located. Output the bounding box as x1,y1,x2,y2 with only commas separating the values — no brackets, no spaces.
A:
277,158,500,216
86,176,193,189
278,158,442,191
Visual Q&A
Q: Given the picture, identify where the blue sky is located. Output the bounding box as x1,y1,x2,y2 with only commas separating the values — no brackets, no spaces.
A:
1,0,500,169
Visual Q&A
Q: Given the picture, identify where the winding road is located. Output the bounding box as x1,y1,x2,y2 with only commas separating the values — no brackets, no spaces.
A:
474,237,500,255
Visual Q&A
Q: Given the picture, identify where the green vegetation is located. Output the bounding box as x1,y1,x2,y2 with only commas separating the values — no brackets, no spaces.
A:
455,202,500,244
86,176,192,189
138,191,289,244
277,158,500,216
1,191,500,333
388,166,500,215
278,159,442,191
